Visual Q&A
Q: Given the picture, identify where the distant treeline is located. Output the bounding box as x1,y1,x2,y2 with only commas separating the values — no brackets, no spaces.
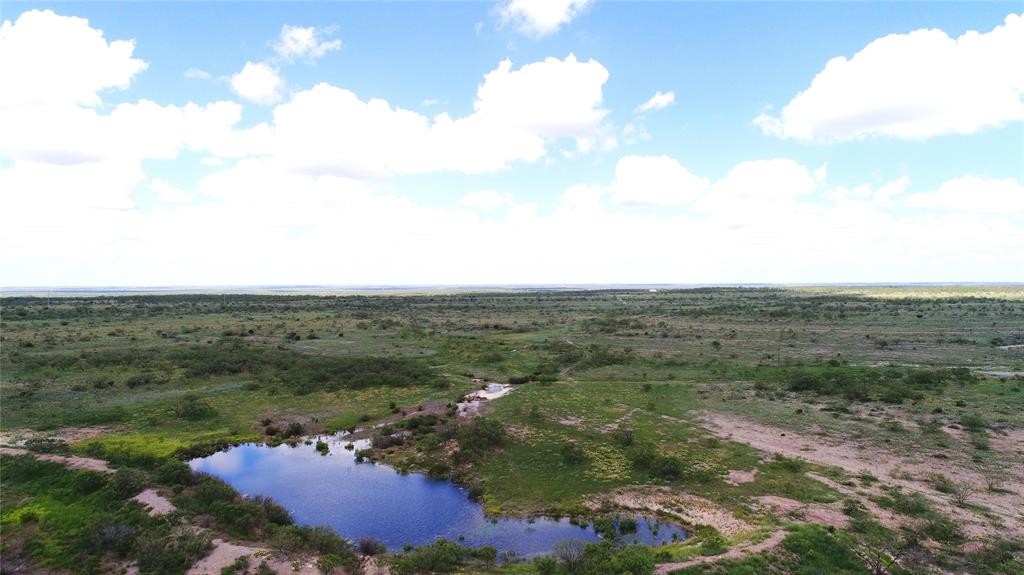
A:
9,341,435,395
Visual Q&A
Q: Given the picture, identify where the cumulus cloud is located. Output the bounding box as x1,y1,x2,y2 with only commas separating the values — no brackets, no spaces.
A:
5,158,1020,285
273,24,342,62
3,9,1020,286
498,0,593,37
634,91,675,114
1,98,254,165
610,155,709,206
0,9,607,179
0,10,147,109
230,61,283,104
905,176,1024,214
264,54,608,176
459,190,513,212
475,54,608,138
755,13,1024,141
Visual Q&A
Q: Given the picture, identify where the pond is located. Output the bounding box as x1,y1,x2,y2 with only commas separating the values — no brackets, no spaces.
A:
189,434,686,557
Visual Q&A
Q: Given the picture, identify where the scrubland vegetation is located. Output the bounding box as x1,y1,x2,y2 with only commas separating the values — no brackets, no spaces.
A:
2,287,1022,574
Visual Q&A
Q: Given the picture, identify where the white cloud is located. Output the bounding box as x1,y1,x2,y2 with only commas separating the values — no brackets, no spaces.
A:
459,190,513,212
635,91,675,114
498,0,593,38
273,24,342,62
2,9,1019,286
0,10,147,109
475,54,608,139
0,98,253,165
6,159,1020,285
263,54,608,176
813,163,828,183
905,176,1024,214
610,155,710,206
828,176,909,209
755,13,1024,141
184,67,212,80
622,122,650,145
1,14,607,180
149,179,192,203
695,159,817,220
230,61,283,104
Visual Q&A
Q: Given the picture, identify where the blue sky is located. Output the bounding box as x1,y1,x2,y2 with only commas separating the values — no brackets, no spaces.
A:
1,1,1022,285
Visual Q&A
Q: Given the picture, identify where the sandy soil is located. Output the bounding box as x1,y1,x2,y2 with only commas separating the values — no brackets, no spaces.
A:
132,488,175,516
805,471,903,530
725,468,758,485
588,486,753,538
187,539,319,575
989,428,1024,455
456,383,512,416
0,447,114,474
0,426,108,447
702,411,1024,537
653,529,788,574
754,496,849,529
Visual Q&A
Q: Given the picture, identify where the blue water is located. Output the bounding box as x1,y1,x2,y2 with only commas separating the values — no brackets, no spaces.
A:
189,435,686,556
487,384,504,393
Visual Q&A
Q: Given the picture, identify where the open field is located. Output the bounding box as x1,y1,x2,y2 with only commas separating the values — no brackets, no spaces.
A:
2,287,1023,574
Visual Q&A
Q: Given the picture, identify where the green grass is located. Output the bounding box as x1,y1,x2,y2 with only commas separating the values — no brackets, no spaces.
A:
2,287,1022,574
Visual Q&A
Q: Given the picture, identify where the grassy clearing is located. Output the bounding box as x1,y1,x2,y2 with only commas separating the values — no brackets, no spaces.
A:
2,287,1023,574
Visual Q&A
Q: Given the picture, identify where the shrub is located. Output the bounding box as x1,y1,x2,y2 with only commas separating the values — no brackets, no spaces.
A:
112,468,147,499
172,394,215,421
394,539,471,574
627,441,682,481
135,525,212,575
316,554,344,575
155,460,194,485
358,537,386,556
562,442,586,464
24,437,69,453
960,414,988,432
72,471,109,494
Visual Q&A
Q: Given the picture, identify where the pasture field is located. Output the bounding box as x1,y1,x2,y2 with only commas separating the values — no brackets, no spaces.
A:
1,287,1022,574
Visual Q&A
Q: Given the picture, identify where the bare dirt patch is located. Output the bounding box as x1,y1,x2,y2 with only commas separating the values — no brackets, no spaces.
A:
725,468,758,485
0,426,109,447
988,428,1024,455
978,370,1024,378
187,539,319,575
754,496,849,529
0,447,113,474
587,486,753,538
702,411,1024,537
132,488,175,516
654,529,787,574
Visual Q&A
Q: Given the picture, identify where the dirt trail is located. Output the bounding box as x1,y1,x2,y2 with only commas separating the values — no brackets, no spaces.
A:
132,488,175,516
654,529,787,574
0,447,114,473
702,411,1024,537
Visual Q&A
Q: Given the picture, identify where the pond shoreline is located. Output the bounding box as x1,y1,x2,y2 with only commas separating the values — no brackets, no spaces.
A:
189,433,688,556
